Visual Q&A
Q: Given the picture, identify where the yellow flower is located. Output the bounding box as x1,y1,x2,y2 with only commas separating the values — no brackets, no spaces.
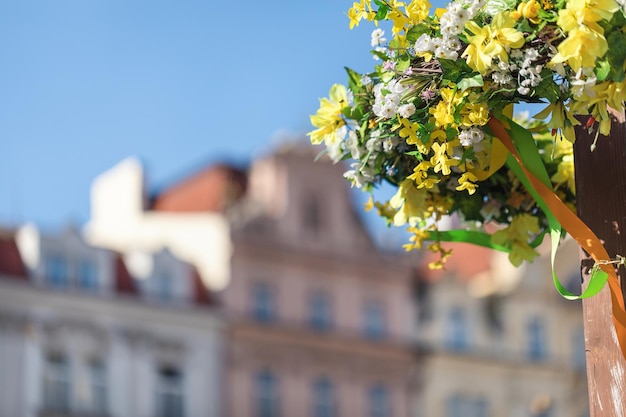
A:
461,101,490,127
552,154,575,194
408,161,440,189
533,101,579,142
426,242,453,269
462,12,525,74
389,179,429,226
364,195,375,212
429,87,464,128
456,172,479,194
399,117,420,144
430,101,455,127
308,84,349,145
570,80,626,137
511,0,542,23
551,26,607,72
405,0,432,23
491,214,541,266
550,0,619,72
347,0,375,29
430,142,459,175
403,227,431,250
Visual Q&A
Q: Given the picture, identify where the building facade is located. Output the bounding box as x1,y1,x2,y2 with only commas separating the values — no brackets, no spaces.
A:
71,140,590,417
85,144,420,417
0,226,223,417
413,239,589,417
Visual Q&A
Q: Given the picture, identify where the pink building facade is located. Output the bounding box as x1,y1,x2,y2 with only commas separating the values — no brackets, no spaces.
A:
222,147,419,417
85,143,421,417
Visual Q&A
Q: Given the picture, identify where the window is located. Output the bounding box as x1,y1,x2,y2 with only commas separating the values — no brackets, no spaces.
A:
43,353,71,412
155,272,173,301
368,384,391,417
446,394,489,417
363,301,386,339
527,316,547,361
156,366,184,417
309,292,333,331
88,359,108,415
78,260,99,291
312,377,337,417
445,307,469,352
303,197,322,233
252,283,277,323
255,370,280,417
46,255,68,288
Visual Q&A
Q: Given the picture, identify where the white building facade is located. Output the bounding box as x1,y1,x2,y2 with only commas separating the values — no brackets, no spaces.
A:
0,226,223,417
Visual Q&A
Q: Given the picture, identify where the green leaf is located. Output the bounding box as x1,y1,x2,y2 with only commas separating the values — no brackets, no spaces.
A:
406,23,432,43
439,59,474,84
457,73,484,91
344,67,362,93
371,50,389,61
534,72,561,103
606,30,626,82
375,4,389,20
595,60,611,82
396,53,411,72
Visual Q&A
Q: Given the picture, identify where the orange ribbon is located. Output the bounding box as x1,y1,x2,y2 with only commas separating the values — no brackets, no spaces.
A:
488,117,626,361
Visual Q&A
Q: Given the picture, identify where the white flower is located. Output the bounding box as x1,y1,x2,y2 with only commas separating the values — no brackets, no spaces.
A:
398,103,416,118
571,70,597,99
380,103,397,118
366,136,383,152
326,141,344,163
389,79,408,95
382,136,400,153
459,129,473,147
345,130,365,159
414,34,433,54
492,71,512,85
371,28,387,47
459,127,484,146
362,75,372,85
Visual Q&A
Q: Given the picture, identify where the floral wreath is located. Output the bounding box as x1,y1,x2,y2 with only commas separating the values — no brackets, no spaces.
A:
309,0,626,358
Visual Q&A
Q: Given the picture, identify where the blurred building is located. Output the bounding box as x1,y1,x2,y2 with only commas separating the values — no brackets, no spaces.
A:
12,141,589,417
0,226,223,417
413,239,589,417
84,145,419,417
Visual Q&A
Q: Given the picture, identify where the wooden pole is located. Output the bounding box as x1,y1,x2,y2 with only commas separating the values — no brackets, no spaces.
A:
573,111,626,417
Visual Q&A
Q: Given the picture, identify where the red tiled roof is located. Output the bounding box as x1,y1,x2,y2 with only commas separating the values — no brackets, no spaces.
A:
0,232,27,279
420,241,493,282
152,164,247,213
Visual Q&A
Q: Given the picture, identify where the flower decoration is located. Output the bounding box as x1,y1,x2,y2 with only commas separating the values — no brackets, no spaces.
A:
308,0,626,270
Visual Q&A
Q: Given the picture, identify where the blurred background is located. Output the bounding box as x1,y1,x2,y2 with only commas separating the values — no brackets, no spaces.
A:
0,1,589,417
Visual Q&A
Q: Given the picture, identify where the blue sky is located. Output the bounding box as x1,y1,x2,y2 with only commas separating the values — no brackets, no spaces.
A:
0,0,452,233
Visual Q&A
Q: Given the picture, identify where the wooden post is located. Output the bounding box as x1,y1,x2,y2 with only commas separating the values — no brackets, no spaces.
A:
573,111,626,417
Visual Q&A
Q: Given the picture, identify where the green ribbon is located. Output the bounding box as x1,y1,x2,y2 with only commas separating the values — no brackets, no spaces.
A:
502,118,607,300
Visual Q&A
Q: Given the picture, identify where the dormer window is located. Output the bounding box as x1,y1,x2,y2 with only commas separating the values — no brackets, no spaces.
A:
46,255,68,288
154,272,173,301
78,260,98,291
44,255,100,292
